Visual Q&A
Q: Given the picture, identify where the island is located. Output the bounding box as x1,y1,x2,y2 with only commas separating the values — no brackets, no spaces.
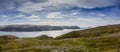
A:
0,25,80,32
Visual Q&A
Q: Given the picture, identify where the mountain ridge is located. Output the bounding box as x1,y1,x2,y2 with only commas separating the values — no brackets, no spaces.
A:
0,25,80,32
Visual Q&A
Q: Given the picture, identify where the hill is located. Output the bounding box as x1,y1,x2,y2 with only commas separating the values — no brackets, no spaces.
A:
56,24,120,39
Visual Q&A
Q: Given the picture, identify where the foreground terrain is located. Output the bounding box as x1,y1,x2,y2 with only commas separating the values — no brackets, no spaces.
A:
0,24,120,52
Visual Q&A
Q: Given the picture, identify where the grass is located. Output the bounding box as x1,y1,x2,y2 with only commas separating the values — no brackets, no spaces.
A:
0,35,120,52
0,24,120,52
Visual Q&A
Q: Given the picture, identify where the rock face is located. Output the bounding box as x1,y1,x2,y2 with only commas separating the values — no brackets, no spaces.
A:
0,25,80,32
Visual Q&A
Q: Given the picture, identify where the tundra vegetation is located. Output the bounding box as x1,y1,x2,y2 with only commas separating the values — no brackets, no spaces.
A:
0,24,120,52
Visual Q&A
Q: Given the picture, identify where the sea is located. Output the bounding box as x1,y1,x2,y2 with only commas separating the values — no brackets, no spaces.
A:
0,29,81,38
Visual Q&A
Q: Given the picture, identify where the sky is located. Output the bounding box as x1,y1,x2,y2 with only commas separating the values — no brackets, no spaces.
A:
0,0,120,27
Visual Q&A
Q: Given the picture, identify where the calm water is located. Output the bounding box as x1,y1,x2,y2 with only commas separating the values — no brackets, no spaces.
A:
0,29,80,38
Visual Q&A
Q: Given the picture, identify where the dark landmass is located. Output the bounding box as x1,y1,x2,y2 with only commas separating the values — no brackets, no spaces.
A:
0,25,80,32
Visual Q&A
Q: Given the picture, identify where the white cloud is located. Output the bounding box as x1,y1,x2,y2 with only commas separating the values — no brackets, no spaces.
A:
2,16,120,28
0,15,8,18
89,19,120,27
17,0,119,13
1,0,119,28
11,21,78,26
75,18,101,21
38,22,78,26
46,0,119,8
25,15,41,21
6,18,120,28
98,13,106,16
88,12,96,15
46,12,64,18
17,2,45,13
75,17,120,27
0,15,9,22
71,12,79,15
28,15,40,19
15,15,26,17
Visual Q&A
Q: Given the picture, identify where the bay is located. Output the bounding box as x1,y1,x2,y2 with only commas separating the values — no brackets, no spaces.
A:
0,29,80,38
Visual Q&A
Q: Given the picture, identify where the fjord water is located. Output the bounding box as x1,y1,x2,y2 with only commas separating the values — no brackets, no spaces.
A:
0,29,80,38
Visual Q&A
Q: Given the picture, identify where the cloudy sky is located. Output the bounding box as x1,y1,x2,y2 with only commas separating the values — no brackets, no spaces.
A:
0,0,120,27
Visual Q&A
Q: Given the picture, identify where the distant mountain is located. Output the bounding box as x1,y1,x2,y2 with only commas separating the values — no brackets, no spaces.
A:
0,25,80,32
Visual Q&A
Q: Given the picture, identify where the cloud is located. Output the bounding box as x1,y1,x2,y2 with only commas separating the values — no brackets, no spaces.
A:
25,15,41,21
8,21,78,26
46,12,64,18
0,15,8,17
73,17,120,27
88,12,96,15
110,7,120,17
74,18,101,21
15,15,26,17
90,19,120,27
97,13,106,16
37,21,78,26
17,1,45,13
29,0,48,3
28,15,40,19
17,0,119,13
13,15,42,22
0,15,9,22
0,0,120,27
47,0,119,8
48,0,119,8
71,12,79,15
